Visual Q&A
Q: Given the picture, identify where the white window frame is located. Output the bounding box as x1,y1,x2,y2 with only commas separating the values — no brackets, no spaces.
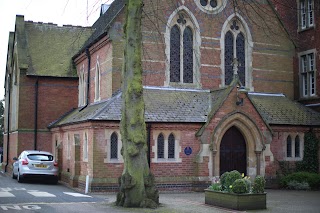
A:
220,14,253,90
284,133,304,161
104,130,123,163
83,132,88,162
152,130,182,163
298,49,317,98
165,6,201,88
94,60,101,102
194,0,227,14
299,0,314,30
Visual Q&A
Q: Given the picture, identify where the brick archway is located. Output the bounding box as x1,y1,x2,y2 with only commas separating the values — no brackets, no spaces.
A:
211,113,265,178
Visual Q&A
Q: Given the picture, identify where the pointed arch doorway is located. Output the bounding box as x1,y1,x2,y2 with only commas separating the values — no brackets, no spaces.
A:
220,126,247,175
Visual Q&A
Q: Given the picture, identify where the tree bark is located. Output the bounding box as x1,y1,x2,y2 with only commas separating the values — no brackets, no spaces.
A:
116,0,159,208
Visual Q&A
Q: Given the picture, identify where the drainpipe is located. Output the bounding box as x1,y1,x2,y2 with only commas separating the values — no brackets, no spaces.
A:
34,78,39,150
147,123,151,168
85,48,91,106
5,74,11,172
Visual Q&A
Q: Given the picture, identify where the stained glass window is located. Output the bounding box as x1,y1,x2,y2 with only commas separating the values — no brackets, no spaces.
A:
183,27,193,83
170,25,180,82
225,31,234,85
200,0,208,6
168,133,175,159
157,133,164,159
236,33,245,85
295,136,300,157
111,132,118,159
287,136,292,157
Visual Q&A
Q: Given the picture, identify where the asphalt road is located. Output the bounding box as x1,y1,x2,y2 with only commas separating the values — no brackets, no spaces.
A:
1,170,320,213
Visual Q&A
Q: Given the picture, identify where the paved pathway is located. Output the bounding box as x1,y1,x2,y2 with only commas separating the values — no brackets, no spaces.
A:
93,189,320,213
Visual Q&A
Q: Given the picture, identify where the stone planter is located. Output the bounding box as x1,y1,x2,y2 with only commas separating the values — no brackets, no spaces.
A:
204,189,267,211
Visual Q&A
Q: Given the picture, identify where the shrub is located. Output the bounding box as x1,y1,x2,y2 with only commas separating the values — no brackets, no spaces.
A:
232,179,249,194
252,175,266,193
243,177,252,192
209,182,222,191
287,180,310,190
221,170,242,192
280,172,320,190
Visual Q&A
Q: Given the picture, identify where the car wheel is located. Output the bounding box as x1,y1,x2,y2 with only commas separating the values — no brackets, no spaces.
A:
17,172,24,183
12,172,17,179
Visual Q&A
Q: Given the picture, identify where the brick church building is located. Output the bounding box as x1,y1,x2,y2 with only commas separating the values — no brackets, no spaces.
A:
3,0,320,192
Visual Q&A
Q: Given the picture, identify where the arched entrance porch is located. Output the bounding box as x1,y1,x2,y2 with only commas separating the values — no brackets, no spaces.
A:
210,113,265,178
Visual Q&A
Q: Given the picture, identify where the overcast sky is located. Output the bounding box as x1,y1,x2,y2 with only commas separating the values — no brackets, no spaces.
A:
0,0,113,101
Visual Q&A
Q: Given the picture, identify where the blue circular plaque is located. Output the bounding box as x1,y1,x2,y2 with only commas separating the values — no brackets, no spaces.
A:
184,147,192,155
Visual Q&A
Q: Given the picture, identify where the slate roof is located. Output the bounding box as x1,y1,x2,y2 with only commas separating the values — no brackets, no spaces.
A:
74,0,125,58
49,86,320,128
49,87,212,127
248,93,320,126
23,20,93,77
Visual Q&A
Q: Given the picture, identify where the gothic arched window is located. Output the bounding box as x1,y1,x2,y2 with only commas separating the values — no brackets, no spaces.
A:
224,19,247,86
183,27,193,83
170,25,181,82
157,133,164,159
225,31,234,85
236,33,245,84
286,136,292,157
170,14,194,84
168,133,175,159
110,132,118,159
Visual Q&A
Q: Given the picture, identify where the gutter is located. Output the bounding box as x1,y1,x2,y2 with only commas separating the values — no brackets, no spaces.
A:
34,78,39,150
4,74,11,172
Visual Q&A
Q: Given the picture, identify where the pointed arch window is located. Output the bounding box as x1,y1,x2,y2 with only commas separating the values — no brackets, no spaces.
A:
78,65,86,107
95,62,101,101
224,19,247,86
157,133,165,159
286,135,292,158
169,14,194,84
168,133,175,159
110,132,118,159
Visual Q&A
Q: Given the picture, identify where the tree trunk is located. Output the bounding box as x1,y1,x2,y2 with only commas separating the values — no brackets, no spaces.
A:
116,0,159,208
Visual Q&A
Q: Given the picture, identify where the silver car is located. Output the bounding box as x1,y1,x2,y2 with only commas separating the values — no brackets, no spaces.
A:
12,150,59,184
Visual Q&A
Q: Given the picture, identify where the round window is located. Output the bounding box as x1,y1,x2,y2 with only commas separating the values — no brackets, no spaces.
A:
195,0,227,14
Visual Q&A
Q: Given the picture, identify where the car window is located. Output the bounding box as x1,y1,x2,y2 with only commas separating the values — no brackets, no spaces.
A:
27,154,54,161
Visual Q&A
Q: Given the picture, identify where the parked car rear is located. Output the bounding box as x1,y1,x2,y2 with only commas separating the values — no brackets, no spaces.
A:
12,150,59,184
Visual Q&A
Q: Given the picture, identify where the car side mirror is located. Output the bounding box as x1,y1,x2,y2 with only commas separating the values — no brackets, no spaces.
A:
13,157,18,161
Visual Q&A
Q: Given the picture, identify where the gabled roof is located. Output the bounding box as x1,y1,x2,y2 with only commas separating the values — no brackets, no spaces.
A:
14,15,93,77
248,93,320,126
73,0,125,58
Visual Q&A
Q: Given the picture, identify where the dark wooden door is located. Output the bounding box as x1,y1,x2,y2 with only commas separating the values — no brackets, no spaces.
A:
220,126,246,175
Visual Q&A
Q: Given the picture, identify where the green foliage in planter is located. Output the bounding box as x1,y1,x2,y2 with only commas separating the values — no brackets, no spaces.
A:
209,182,222,191
232,179,249,194
243,177,252,192
220,170,242,192
280,172,320,190
252,175,266,193
287,180,310,190
296,132,319,173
